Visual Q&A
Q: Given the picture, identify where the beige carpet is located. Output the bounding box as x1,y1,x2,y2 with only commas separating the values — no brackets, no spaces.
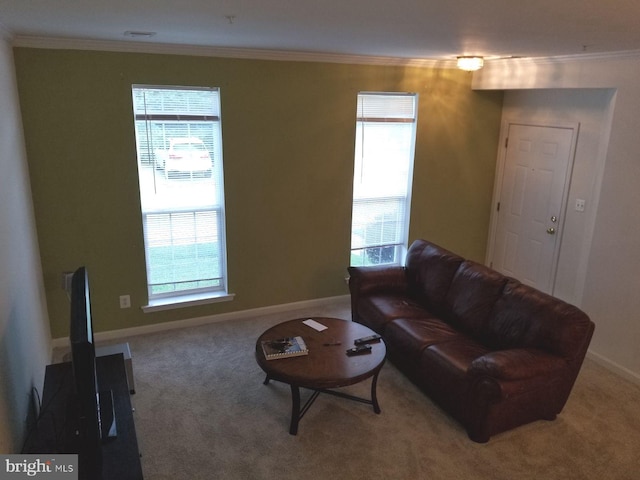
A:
115,299,639,479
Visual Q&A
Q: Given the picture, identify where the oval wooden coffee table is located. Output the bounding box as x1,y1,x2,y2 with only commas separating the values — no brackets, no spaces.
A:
255,317,386,435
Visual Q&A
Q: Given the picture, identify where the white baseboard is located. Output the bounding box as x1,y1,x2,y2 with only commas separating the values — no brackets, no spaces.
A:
51,296,640,388
51,295,350,349
586,349,640,386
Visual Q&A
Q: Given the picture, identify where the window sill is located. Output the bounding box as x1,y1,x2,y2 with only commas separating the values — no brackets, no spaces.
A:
142,291,235,313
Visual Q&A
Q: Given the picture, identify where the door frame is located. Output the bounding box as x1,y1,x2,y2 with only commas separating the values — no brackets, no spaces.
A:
486,119,580,295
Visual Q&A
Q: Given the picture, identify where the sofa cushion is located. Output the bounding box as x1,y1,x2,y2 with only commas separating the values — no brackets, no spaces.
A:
469,348,568,381
355,294,427,334
486,280,594,359
444,261,508,339
418,340,491,422
405,240,464,317
385,317,462,363
422,340,491,379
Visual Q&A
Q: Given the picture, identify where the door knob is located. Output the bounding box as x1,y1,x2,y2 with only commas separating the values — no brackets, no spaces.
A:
547,227,556,235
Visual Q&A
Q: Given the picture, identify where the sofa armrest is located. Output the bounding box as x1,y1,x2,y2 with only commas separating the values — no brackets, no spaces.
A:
469,348,568,381
347,265,408,296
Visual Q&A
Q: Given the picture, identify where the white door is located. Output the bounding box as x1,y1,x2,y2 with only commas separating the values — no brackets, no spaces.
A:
490,123,576,293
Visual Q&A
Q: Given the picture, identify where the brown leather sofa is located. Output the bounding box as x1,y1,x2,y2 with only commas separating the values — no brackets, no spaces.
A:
348,239,595,442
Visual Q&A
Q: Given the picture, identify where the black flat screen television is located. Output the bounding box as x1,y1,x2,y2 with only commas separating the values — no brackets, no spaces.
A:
70,266,116,479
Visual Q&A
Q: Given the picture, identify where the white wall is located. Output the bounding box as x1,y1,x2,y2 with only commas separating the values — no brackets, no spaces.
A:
474,54,640,383
0,32,52,452
495,89,614,306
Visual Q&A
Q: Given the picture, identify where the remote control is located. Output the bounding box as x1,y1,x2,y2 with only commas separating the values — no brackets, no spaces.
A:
354,334,382,345
346,344,372,356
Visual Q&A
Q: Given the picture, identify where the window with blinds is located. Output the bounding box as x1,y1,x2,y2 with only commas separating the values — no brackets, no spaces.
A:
131,85,228,301
350,92,418,266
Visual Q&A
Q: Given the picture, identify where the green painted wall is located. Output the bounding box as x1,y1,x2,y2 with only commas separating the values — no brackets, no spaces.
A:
13,48,503,338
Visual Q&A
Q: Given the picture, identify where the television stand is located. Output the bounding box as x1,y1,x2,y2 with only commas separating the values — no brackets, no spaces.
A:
99,389,117,440
24,353,143,480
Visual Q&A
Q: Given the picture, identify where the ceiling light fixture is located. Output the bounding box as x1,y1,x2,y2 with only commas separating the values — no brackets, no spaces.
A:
456,56,484,71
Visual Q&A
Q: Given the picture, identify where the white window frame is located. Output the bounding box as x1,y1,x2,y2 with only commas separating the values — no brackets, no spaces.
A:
350,92,418,267
132,85,233,311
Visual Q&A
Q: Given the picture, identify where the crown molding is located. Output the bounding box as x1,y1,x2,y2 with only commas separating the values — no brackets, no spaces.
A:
11,34,457,68
11,34,640,69
489,49,640,66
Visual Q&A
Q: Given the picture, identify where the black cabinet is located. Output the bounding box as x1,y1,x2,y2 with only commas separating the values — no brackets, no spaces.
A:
24,353,143,480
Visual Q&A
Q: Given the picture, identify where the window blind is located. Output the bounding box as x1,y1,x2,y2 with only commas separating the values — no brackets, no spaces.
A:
350,92,418,267
132,86,228,299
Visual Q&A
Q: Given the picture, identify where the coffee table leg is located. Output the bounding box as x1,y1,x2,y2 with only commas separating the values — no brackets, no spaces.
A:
371,371,381,414
263,374,271,385
289,385,301,435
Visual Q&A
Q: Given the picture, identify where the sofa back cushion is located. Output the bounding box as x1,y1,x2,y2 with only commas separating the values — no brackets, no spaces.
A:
444,260,508,338
486,280,594,360
405,240,464,316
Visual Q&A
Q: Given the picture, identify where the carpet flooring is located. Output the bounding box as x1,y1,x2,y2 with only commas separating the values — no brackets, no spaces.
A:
110,299,640,479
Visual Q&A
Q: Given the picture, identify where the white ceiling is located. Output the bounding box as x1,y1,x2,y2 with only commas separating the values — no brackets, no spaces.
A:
1,0,640,62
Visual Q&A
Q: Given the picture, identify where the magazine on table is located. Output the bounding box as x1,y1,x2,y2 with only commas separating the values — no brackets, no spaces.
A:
261,336,309,360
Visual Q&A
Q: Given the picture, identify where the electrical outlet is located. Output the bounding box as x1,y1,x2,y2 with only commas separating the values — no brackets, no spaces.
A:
575,198,586,212
61,271,74,294
119,295,131,309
